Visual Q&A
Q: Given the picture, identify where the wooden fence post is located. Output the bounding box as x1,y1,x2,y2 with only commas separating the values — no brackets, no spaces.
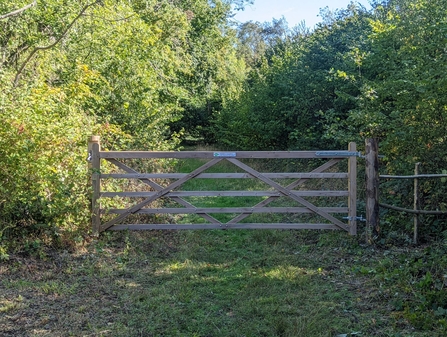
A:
88,136,101,236
365,138,380,243
413,162,421,244
348,142,357,235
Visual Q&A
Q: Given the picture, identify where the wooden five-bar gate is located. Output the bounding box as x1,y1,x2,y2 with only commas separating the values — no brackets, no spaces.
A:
88,136,358,235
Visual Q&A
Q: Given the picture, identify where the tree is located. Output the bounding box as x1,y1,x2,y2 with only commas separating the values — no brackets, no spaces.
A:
329,0,447,170
0,0,252,253
215,4,372,150
169,0,246,142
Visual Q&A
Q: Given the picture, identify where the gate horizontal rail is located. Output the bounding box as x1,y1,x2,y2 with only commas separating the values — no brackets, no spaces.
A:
88,136,357,235
100,173,348,179
101,191,349,197
99,151,358,159
105,207,349,214
108,223,343,230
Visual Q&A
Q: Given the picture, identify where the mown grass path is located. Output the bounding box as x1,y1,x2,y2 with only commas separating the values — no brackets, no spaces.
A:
1,229,444,336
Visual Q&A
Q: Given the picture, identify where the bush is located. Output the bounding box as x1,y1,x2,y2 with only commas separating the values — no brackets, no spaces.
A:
0,69,124,255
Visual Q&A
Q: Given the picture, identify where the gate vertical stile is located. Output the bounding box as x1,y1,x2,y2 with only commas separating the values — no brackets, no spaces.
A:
348,142,357,235
88,136,101,236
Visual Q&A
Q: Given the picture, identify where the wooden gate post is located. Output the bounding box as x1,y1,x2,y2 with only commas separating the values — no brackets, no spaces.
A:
365,138,380,243
348,142,357,235
413,162,421,244
88,136,101,236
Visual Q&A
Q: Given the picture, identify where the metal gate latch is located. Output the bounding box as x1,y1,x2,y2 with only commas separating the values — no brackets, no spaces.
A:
343,215,366,222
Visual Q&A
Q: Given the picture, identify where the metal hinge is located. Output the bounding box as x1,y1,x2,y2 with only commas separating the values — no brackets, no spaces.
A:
315,151,384,159
86,150,92,162
315,151,361,157
343,215,366,222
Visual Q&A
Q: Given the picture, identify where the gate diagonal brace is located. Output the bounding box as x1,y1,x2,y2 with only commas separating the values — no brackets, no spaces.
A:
100,158,223,232
226,158,349,231
105,159,222,225
227,158,342,224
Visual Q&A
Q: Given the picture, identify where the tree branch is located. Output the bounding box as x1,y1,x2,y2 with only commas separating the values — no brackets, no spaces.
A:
0,1,37,20
13,1,101,87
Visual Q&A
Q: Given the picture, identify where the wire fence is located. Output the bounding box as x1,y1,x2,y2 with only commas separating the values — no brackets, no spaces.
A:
378,162,447,243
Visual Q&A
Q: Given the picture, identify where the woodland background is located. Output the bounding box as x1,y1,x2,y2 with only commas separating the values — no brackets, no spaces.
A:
1,0,447,254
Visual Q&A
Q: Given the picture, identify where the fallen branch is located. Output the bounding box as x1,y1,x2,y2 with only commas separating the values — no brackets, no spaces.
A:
0,1,37,20
380,203,447,215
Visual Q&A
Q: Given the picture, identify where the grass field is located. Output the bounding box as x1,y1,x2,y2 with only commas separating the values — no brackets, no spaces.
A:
1,157,446,336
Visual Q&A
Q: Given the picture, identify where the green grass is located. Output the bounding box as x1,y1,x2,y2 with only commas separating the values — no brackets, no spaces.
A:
2,230,446,336
175,158,271,223
2,157,446,336
114,230,354,336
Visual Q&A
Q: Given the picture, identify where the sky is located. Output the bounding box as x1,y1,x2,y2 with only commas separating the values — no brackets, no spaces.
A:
232,0,371,28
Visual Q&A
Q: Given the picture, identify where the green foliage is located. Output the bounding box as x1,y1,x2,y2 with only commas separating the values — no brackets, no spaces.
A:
214,0,447,238
334,0,447,166
169,0,246,143
0,0,247,252
0,71,95,250
351,0,447,238
215,4,371,150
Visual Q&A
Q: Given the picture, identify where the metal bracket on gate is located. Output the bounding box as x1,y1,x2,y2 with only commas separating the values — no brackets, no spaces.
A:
214,152,237,158
315,151,362,157
315,151,386,159
86,150,92,162
343,215,366,222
